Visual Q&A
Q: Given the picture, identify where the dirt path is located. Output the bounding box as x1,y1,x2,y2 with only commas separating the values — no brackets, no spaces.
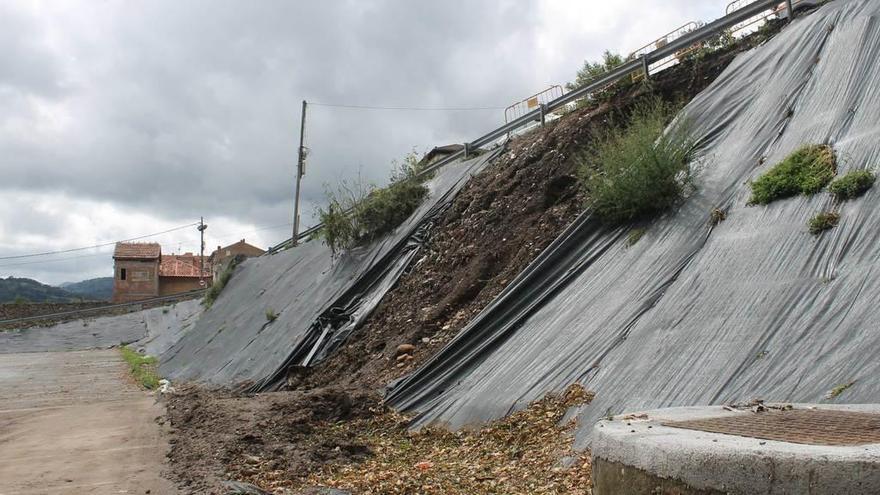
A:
0,349,176,494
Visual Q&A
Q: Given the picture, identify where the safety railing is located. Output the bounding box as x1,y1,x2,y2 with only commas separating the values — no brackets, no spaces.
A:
629,21,702,80
269,0,794,254
727,0,813,37
0,289,207,326
504,85,565,123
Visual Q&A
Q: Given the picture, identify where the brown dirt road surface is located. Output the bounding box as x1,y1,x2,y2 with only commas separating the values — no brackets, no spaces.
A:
0,349,176,494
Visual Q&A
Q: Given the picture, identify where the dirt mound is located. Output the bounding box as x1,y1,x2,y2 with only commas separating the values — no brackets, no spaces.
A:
166,385,380,494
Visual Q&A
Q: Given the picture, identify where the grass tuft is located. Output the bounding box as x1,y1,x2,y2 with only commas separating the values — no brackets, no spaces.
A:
809,211,840,235
709,207,726,226
828,170,875,201
204,256,242,308
578,98,697,224
826,381,855,400
265,308,278,322
120,347,160,390
748,144,836,205
626,228,646,247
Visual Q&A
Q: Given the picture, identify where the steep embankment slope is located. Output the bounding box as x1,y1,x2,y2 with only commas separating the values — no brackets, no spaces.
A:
160,153,496,389
388,0,880,448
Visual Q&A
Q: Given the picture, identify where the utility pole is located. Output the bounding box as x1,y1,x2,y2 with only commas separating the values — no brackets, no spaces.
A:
198,217,207,286
292,100,308,246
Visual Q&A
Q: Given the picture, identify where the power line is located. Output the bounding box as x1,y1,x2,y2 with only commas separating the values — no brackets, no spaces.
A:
0,222,295,269
310,102,505,111
0,250,112,269
0,222,199,261
210,222,293,241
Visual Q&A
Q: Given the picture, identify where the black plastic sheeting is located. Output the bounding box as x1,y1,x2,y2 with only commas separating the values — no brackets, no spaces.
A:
160,152,497,390
387,0,880,448
0,299,201,354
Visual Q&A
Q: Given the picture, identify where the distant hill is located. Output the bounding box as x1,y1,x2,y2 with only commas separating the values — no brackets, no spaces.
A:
0,277,85,303
60,277,113,301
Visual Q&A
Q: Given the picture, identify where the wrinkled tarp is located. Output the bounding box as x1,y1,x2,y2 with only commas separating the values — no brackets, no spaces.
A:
0,299,201,354
387,0,880,448
160,152,496,390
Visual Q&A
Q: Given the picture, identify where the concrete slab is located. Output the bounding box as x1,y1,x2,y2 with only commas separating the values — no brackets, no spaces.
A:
592,404,880,494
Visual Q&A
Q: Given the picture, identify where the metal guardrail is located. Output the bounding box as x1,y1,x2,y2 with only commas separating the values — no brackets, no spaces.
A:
504,85,565,124
0,289,207,326
629,21,702,80
727,0,812,36
269,0,787,254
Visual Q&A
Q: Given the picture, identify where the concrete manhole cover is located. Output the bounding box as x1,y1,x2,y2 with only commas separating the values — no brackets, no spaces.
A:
664,409,880,446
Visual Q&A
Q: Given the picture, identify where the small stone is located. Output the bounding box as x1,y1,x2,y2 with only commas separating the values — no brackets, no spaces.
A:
421,337,430,344
396,362,405,368
396,344,415,356
396,354,408,362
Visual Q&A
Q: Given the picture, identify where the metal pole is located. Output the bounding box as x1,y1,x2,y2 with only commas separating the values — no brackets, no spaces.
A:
641,54,651,81
293,100,307,245
785,0,795,20
197,217,207,286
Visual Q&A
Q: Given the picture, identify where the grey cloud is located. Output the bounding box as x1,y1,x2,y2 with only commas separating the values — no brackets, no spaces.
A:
1,0,731,282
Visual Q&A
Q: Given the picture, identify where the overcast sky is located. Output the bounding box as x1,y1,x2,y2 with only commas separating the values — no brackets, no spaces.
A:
0,0,730,285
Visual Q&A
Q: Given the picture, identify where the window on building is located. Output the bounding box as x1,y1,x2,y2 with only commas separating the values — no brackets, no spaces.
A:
120,268,127,280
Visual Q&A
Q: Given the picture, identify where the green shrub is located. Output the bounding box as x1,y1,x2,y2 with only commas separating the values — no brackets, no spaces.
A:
578,98,697,223
318,151,430,254
828,170,875,201
748,144,836,205
567,50,633,105
203,256,242,308
682,29,736,65
120,347,160,389
809,211,840,235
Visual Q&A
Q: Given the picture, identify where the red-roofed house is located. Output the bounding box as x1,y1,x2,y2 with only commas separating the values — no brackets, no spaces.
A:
112,242,162,302
158,253,211,296
112,242,212,302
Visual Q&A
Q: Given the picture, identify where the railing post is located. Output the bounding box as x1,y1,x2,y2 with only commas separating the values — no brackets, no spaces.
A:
463,142,471,159
785,0,795,20
641,54,651,81
539,104,547,127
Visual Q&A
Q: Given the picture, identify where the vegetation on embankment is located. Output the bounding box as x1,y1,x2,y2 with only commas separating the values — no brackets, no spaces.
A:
317,151,430,254
578,98,697,223
809,211,840,235
829,170,875,201
749,144,837,205
120,346,160,390
203,255,243,308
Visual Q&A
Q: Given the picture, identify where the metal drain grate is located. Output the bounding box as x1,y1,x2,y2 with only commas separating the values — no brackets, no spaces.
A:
664,409,880,446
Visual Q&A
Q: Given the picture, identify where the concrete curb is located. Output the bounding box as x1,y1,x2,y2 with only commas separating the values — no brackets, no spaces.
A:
592,404,880,494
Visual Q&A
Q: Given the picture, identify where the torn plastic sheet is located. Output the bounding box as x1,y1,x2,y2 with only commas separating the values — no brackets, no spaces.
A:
160,151,497,390
387,0,880,448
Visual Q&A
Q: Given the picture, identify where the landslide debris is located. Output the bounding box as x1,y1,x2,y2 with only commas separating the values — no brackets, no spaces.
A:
168,384,592,494
167,21,785,494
